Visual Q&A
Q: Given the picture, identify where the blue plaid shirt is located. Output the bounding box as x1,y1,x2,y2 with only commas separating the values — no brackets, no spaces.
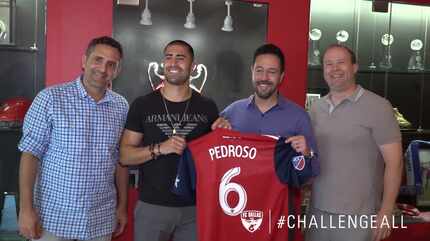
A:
18,77,129,240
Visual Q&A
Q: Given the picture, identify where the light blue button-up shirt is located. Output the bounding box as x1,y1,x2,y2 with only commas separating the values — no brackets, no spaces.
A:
18,77,128,240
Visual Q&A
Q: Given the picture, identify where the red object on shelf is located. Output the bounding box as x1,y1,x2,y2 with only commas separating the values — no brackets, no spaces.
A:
0,97,31,128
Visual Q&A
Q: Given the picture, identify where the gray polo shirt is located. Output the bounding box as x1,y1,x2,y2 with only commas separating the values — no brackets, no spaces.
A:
309,86,401,214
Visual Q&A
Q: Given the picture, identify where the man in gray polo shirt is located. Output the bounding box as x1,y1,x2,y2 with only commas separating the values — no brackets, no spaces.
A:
306,44,403,241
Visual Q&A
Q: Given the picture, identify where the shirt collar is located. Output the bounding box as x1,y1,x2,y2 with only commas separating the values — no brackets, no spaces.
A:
75,75,114,104
323,85,364,113
246,93,285,111
324,85,364,105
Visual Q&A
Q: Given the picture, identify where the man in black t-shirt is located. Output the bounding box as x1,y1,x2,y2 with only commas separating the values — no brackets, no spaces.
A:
119,40,228,241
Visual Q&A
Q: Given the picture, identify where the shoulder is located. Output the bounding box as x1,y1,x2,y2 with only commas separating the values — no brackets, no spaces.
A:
191,91,219,113
130,90,159,106
223,97,249,111
109,91,129,110
309,97,326,113
221,97,249,118
192,91,216,105
35,80,76,101
360,89,393,110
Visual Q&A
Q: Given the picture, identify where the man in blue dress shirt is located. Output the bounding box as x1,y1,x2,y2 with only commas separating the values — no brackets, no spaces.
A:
17,36,129,241
221,43,319,176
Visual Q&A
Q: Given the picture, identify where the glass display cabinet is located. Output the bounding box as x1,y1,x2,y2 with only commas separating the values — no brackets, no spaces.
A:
306,0,430,207
307,0,430,131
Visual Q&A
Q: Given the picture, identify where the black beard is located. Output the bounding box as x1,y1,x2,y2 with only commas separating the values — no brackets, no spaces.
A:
254,81,276,99
255,90,276,99
165,76,188,86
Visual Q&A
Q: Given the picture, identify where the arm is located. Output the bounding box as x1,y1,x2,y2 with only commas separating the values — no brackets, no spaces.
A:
373,141,403,241
119,129,186,166
18,152,42,240
17,90,53,240
114,163,129,237
380,142,403,216
119,129,152,165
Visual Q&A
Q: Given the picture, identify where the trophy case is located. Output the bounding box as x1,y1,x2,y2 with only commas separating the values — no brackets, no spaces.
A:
307,0,430,131
306,0,430,208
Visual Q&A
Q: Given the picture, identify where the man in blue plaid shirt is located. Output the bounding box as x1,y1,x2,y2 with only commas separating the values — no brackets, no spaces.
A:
17,36,129,241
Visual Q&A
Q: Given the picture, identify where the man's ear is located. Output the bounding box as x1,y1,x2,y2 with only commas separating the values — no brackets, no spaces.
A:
353,63,359,74
113,62,122,79
280,72,285,83
81,55,87,70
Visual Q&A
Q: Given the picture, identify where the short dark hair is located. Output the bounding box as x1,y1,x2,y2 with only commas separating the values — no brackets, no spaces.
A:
85,36,123,59
323,44,356,64
253,43,285,73
164,40,195,61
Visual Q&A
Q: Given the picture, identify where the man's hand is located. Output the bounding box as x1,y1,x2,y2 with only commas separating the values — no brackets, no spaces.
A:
285,135,310,156
372,209,393,241
160,135,187,155
417,212,430,222
211,117,231,130
19,207,42,240
113,206,127,237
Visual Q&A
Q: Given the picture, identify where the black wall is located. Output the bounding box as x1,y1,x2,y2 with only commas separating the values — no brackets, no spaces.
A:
0,0,45,100
0,0,46,193
113,0,268,110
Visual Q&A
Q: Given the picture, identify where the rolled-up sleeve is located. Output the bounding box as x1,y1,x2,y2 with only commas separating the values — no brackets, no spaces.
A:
18,89,53,160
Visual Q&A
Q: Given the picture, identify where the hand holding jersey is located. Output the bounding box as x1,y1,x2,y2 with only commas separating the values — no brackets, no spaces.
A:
286,135,312,157
211,116,232,130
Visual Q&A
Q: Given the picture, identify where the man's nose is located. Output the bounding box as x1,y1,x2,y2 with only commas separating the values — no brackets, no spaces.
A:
333,63,340,71
98,62,107,72
169,58,178,65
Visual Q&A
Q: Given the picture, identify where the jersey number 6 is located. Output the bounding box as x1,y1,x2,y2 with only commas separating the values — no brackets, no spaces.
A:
219,167,248,216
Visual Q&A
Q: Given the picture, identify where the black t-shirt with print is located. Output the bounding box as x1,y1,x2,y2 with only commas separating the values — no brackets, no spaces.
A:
125,89,219,206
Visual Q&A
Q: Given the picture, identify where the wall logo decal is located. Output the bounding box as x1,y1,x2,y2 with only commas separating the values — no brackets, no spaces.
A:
147,61,207,93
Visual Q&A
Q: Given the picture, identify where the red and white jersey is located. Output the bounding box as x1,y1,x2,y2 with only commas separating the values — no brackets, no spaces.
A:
174,128,312,241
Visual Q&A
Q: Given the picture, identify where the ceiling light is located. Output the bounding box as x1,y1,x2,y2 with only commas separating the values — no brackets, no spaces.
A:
221,0,233,32
184,0,196,29
140,0,152,25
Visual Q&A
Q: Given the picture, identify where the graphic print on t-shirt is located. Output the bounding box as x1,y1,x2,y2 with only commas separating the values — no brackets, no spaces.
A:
145,113,209,137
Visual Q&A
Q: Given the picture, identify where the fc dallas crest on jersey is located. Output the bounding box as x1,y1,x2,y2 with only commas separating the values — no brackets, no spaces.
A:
240,210,263,233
